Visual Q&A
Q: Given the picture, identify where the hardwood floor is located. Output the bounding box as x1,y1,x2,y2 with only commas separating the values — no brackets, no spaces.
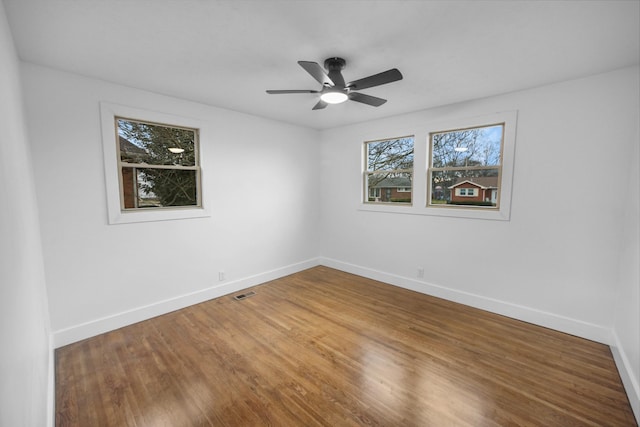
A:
55,266,636,426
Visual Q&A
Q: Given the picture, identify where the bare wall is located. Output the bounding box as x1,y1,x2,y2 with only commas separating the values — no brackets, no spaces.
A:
612,81,640,418
0,2,52,425
21,63,321,345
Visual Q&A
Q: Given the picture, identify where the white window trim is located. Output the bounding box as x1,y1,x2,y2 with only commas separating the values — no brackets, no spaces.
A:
358,111,517,221
425,111,517,220
100,102,211,224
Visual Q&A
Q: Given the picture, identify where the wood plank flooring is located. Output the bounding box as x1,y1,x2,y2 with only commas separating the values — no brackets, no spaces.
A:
55,266,637,426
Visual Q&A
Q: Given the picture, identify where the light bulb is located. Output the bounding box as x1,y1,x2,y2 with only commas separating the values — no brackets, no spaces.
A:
320,91,348,104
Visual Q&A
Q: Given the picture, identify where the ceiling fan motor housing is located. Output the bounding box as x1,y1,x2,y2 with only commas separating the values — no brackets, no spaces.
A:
324,57,347,88
324,57,346,71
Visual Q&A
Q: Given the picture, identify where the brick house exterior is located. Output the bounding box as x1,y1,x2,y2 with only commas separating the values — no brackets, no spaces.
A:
448,176,498,204
369,176,412,202
119,136,146,208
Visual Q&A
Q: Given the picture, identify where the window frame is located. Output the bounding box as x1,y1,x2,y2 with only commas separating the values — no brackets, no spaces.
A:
428,122,503,210
425,111,517,220
116,116,201,210
363,135,415,206
357,111,517,221
101,102,211,224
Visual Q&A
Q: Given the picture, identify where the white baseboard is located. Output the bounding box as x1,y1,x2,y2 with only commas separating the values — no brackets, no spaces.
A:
611,330,640,424
52,258,320,348
319,257,612,344
53,256,610,347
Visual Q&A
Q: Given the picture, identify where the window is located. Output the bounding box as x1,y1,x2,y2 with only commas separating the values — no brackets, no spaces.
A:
364,136,414,204
428,123,503,208
116,117,201,210
456,187,477,197
359,112,516,220
101,102,210,224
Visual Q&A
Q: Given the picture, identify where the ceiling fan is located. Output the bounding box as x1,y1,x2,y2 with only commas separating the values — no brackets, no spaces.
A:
266,57,403,110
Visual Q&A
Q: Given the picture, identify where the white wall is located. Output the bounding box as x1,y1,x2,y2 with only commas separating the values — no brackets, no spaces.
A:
320,66,639,343
612,90,640,418
21,64,321,346
0,2,52,426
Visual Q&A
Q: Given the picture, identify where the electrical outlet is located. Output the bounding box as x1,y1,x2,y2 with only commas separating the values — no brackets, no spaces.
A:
218,271,225,281
417,267,424,278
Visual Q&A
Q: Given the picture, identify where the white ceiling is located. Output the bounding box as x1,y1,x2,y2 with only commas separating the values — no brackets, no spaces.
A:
4,0,639,130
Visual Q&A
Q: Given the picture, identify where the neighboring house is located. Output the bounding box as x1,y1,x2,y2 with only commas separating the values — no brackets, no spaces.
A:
369,176,412,202
448,176,498,204
119,135,147,161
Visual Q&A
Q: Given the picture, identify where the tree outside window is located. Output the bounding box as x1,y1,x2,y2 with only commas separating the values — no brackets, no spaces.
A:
364,136,414,204
428,124,503,208
116,117,201,210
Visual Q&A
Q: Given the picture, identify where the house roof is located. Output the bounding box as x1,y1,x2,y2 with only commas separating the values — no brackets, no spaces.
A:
372,177,412,189
119,136,146,155
448,176,499,189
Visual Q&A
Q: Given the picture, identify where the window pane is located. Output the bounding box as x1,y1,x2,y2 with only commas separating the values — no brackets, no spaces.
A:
430,169,499,207
366,172,412,203
366,137,414,172
117,118,197,166
431,125,502,168
121,167,198,209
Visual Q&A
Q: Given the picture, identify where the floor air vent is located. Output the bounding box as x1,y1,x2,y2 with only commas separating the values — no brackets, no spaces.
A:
233,291,256,301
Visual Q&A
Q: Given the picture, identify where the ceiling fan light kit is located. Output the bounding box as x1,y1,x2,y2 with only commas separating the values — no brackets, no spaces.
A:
320,90,348,104
266,57,403,110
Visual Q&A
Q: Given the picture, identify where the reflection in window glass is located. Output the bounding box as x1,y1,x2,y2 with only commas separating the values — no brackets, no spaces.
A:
118,119,196,166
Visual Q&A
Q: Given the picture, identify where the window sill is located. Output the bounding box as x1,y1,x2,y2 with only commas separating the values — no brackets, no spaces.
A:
107,206,211,225
359,203,414,215
358,203,511,221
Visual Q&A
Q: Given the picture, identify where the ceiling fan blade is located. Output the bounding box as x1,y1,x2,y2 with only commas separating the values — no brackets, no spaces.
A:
312,100,328,110
266,90,320,94
348,68,403,91
298,61,334,86
348,92,387,107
